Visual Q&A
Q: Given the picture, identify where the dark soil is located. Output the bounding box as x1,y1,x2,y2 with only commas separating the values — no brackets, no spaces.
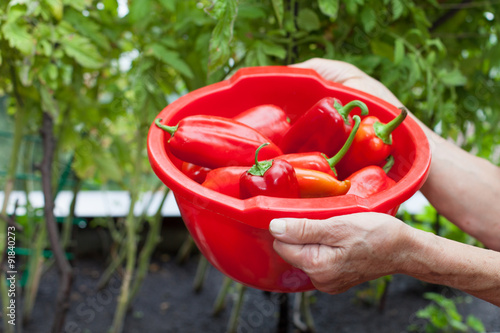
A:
19,256,500,333
9,219,500,333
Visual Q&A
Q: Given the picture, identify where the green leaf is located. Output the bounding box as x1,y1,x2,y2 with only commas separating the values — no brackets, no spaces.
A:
318,0,339,20
370,40,393,59
394,38,404,64
360,6,376,32
2,7,34,55
271,0,284,27
158,0,175,12
63,0,89,12
392,0,404,20
39,84,59,117
440,68,467,87
466,315,485,332
128,0,153,23
261,41,286,59
61,33,105,69
148,43,194,79
64,9,111,51
207,0,239,76
297,8,320,32
44,0,63,20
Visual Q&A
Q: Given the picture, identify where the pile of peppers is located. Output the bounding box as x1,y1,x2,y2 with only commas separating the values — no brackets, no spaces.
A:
155,97,407,200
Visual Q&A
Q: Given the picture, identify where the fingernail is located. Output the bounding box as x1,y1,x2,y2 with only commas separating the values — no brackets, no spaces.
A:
270,219,286,235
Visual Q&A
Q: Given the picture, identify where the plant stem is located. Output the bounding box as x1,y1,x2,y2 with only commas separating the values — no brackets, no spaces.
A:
62,178,82,250
22,224,47,324
110,118,144,333
175,235,195,264
213,277,233,316
226,283,246,333
40,112,74,333
128,189,169,303
193,255,210,293
0,80,26,333
97,243,127,290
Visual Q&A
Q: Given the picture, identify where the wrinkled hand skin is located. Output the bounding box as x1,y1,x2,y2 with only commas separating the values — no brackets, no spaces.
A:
278,58,500,307
270,213,407,294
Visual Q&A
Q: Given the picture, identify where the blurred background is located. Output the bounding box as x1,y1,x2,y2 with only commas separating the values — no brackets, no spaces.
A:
0,0,499,332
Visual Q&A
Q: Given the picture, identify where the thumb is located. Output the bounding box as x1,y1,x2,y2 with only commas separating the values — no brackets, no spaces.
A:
269,218,334,245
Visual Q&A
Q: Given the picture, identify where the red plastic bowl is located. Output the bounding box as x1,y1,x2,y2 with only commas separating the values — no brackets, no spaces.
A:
147,66,431,292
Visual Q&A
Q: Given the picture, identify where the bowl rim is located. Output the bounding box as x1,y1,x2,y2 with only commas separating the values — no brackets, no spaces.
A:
147,66,431,228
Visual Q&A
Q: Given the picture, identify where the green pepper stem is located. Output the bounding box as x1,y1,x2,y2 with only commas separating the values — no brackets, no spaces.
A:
382,155,395,174
334,100,369,124
247,143,273,177
373,107,408,145
155,118,178,136
324,115,361,174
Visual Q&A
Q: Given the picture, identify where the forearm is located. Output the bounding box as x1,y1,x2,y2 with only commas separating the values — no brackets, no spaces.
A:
418,127,500,250
401,226,500,306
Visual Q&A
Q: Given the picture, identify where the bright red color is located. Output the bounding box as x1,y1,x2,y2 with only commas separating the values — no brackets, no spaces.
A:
155,115,282,169
346,166,396,198
147,66,431,293
279,97,368,156
202,166,248,198
276,115,361,178
338,107,408,178
233,104,290,144
240,144,300,199
180,162,211,184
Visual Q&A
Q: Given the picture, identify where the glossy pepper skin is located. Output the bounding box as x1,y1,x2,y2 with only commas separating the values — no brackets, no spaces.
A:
233,105,290,145
346,157,396,198
279,97,368,156
155,116,283,169
294,168,351,198
338,107,408,178
181,162,211,184
202,166,248,198
240,144,300,199
202,166,351,199
276,115,361,178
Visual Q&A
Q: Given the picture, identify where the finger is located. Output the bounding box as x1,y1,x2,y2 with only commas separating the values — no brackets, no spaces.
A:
273,240,331,271
290,58,366,84
269,217,344,245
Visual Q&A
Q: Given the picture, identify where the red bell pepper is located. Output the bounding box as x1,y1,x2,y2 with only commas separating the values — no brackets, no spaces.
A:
202,166,249,198
233,104,290,145
155,116,283,169
346,156,396,198
240,143,300,199
294,168,351,198
276,115,361,178
279,97,368,156
338,107,407,178
180,162,211,184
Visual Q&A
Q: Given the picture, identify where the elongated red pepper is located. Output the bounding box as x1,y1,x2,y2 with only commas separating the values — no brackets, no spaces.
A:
279,97,368,156
155,116,283,169
276,115,361,178
181,162,211,184
233,105,290,145
346,156,396,198
294,168,351,198
240,143,300,199
202,166,351,199
338,107,408,178
202,166,249,198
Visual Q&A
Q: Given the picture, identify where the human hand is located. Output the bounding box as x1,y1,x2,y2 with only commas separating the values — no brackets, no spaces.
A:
269,213,412,294
291,58,404,108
